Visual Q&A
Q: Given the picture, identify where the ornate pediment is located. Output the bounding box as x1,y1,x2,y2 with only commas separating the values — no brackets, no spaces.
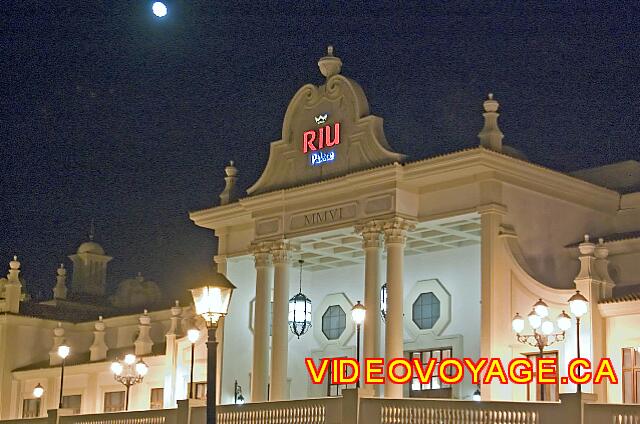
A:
247,47,405,195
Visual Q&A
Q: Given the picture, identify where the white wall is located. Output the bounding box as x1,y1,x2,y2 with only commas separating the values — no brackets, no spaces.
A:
503,185,615,289
605,313,640,403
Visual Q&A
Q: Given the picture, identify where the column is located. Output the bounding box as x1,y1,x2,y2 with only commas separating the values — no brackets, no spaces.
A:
270,240,293,401
478,203,510,400
250,242,273,402
357,221,383,396
383,217,415,399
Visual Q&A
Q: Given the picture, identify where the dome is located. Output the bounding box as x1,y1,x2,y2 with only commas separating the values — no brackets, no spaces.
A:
110,273,162,309
77,241,105,255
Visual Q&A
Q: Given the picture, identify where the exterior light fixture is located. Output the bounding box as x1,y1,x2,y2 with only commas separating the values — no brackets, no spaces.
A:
511,313,525,334
351,301,366,388
568,290,589,393
110,354,148,410
568,290,588,318
189,274,236,328
557,310,572,332
33,383,44,399
288,260,312,338
527,309,542,330
190,271,236,424
533,298,549,318
187,328,200,399
512,298,569,401
472,386,481,402
540,320,554,336
380,283,387,321
234,380,245,405
57,342,70,409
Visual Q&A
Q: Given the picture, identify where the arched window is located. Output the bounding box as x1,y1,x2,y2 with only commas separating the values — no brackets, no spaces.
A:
322,305,346,340
412,292,440,330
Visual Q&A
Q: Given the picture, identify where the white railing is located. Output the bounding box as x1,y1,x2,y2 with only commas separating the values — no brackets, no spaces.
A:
583,403,640,424
2,392,639,424
214,397,342,424
58,409,177,424
360,397,562,424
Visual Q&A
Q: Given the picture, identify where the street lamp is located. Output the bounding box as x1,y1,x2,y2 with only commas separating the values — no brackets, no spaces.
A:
187,328,201,399
512,300,568,401
110,354,148,410
190,272,236,424
568,290,589,393
33,383,44,399
351,301,366,388
57,342,70,409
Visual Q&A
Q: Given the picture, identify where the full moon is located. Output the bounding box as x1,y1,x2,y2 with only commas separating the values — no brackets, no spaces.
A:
152,2,167,17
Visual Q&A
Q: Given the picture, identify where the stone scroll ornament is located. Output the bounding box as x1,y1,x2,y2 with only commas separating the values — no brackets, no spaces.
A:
248,46,405,195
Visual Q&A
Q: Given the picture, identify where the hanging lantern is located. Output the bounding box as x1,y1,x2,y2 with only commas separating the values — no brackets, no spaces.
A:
380,283,388,321
288,260,312,338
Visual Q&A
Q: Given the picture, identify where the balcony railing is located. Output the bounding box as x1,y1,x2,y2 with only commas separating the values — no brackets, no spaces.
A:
2,392,639,424
215,397,342,424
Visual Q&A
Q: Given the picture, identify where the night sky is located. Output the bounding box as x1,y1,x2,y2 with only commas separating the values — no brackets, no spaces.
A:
3,2,639,302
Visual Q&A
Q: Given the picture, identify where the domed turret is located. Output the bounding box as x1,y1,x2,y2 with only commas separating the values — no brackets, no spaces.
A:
68,223,112,297
77,241,105,255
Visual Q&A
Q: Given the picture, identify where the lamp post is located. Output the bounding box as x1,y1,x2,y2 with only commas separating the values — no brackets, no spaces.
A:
512,299,570,401
187,328,201,399
351,301,366,388
110,354,149,410
190,272,236,424
57,342,70,409
568,290,589,393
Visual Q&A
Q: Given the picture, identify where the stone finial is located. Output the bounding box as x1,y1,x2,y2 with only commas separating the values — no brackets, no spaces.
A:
134,309,154,355
168,300,182,336
5,256,22,313
595,238,609,259
95,315,105,331
594,238,615,296
574,233,614,297
578,234,596,255
478,93,504,152
318,45,343,79
219,161,239,206
9,256,20,271
53,264,68,300
90,316,108,361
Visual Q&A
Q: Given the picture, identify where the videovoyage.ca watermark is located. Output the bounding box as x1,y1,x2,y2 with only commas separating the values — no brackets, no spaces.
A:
305,357,619,386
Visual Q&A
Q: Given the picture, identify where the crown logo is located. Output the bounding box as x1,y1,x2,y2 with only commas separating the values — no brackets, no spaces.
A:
315,113,328,125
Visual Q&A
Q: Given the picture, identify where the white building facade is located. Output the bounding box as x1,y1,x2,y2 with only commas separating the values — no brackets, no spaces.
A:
1,47,639,419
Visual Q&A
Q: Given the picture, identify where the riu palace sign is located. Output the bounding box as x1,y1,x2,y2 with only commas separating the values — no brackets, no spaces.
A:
302,114,340,166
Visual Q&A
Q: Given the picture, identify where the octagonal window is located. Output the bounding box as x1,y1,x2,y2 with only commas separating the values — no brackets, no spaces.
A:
412,292,440,330
322,305,346,340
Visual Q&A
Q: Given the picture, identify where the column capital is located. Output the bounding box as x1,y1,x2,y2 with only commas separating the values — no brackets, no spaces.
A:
382,217,416,245
250,242,273,267
355,220,384,249
271,239,297,264
477,203,507,216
